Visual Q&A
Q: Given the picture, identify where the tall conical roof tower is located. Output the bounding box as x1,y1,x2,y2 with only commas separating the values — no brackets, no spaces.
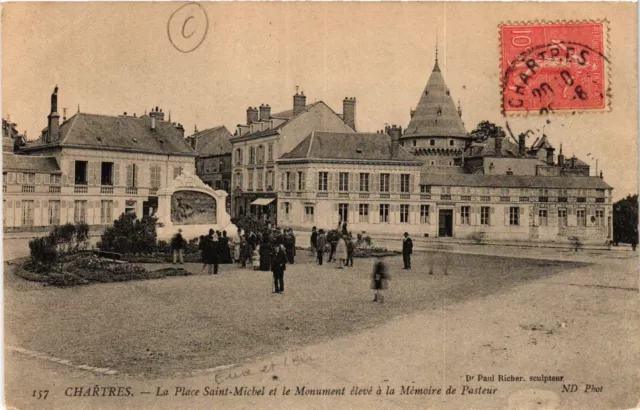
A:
403,46,468,140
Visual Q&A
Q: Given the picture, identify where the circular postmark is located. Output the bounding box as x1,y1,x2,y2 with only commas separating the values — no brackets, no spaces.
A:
503,41,609,114
167,3,209,53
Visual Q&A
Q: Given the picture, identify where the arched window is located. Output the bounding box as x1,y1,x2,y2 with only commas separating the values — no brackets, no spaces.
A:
249,147,256,164
235,148,243,165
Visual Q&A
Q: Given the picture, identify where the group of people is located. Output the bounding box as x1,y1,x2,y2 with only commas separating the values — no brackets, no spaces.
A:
170,223,416,302
309,223,356,269
169,228,233,275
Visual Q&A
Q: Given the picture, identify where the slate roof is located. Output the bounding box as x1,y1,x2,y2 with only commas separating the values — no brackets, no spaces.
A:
187,125,232,157
23,113,196,156
530,134,553,151
280,131,422,163
231,101,353,141
269,103,317,120
419,173,611,189
404,59,468,139
3,153,61,173
466,137,524,157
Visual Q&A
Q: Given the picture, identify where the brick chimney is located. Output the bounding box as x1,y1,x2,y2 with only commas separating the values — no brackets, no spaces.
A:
293,88,306,116
557,144,565,167
386,124,402,158
175,123,185,138
518,133,526,156
46,86,60,143
342,97,356,131
494,134,503,156
259,104,271,121
149,106,165,121
545,147,555,165
246,107,259,125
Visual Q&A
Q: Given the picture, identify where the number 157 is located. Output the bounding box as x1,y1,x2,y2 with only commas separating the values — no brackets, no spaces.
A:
32,390,49,399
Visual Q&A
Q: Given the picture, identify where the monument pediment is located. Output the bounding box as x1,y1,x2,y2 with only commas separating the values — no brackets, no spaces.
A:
171,170,211,190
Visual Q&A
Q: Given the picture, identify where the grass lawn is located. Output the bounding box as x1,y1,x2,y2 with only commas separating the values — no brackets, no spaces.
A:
4,251,588,378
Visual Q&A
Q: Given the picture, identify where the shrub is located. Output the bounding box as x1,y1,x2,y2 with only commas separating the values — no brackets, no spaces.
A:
98,213,158,255
156,240,170,254
185,237,200,254
231,214,268,234
28,236,58,268
28,221,91,270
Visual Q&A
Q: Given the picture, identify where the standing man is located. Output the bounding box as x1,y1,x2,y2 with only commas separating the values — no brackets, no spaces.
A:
345,233,355,267
271,238,287,294
402,232,413,270
171,229,185,264
316,229,326,265
310,226,318,256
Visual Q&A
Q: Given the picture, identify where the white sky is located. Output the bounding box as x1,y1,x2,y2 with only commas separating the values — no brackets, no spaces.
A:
2,2,637,199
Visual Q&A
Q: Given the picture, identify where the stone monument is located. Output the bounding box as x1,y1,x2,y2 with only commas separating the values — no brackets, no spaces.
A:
155,170,237,240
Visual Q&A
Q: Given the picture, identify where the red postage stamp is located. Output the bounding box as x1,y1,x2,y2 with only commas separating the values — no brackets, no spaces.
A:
501,22,608,114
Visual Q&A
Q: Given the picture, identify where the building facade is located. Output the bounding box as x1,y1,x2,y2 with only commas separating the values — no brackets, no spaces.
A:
229,90,356,220
269,53,614,244
276,130,423,233
186,125,233,191
3,87,196,231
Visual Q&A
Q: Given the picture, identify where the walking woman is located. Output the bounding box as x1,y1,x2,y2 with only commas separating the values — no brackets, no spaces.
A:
259,235,273,271
335,234,348,269
220,230,233,264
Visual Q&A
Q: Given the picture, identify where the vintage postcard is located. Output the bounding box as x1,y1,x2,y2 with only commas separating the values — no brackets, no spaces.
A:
2,2,638,409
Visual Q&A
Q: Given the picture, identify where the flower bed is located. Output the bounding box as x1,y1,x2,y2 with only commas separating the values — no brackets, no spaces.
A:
16,254,191,287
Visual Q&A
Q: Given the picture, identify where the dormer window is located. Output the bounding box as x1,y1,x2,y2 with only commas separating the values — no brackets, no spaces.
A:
356,148,363,154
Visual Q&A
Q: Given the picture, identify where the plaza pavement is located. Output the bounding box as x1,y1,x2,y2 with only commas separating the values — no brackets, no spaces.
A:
3,243,639,409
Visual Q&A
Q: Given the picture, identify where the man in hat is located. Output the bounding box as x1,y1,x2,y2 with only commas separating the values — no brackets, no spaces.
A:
402,232,413,270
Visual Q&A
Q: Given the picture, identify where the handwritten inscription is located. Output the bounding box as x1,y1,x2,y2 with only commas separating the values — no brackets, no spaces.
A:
167,3,209,53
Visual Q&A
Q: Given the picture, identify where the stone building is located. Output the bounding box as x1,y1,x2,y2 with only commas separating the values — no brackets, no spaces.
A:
229,89,356,220
3,86,196,231
186,125,233,191
276,129,423,231
270,53,614,244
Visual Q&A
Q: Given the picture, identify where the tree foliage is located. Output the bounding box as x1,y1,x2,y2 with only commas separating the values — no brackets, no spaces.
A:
97,213,158,254
469,120,506,143
613,194,638,246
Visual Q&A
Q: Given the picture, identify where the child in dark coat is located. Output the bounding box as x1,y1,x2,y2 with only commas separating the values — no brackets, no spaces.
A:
371,257,391,303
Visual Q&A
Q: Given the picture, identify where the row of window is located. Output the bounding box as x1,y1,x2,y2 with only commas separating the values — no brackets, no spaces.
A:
316,172,412,193
235,171,414,193
280,203,606,227
197,158,227,174
235,144,274,166
4,172,62,185
401,139,457,148
420,186,606,198
3,199,137,227
5,163,186,190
